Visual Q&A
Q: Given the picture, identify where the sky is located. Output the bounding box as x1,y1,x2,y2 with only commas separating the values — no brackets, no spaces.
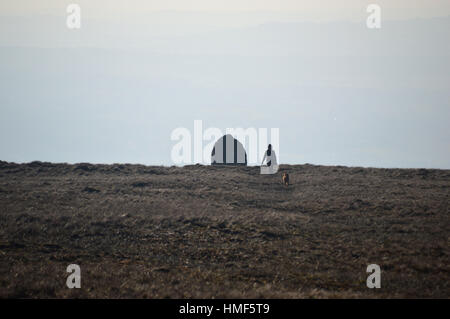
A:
2,1,450,17
0,1,449,168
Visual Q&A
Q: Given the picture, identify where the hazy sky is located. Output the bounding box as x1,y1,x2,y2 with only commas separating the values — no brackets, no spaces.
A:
0,1,449,168
2,0,450,20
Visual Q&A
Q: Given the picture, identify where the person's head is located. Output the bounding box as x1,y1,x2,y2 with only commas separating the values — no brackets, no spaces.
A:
267,144,272,156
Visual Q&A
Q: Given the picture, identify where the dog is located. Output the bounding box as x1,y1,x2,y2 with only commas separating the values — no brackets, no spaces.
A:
282,173,289,186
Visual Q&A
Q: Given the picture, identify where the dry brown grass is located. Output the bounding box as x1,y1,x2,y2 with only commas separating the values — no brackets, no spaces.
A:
0,161,449,298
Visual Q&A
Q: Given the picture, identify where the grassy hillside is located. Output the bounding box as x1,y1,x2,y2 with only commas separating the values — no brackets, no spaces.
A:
0,161,448,298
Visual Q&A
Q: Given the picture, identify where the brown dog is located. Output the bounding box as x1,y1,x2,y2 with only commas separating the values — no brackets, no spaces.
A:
282,173,289,186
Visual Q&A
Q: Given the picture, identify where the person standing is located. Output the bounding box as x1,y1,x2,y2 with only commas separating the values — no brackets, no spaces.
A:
261,144,278,174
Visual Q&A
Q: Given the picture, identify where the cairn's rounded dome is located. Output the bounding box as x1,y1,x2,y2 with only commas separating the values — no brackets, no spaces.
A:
211,134,247,166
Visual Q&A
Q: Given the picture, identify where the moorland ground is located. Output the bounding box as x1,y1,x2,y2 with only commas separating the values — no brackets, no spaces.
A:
0,161,448,298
